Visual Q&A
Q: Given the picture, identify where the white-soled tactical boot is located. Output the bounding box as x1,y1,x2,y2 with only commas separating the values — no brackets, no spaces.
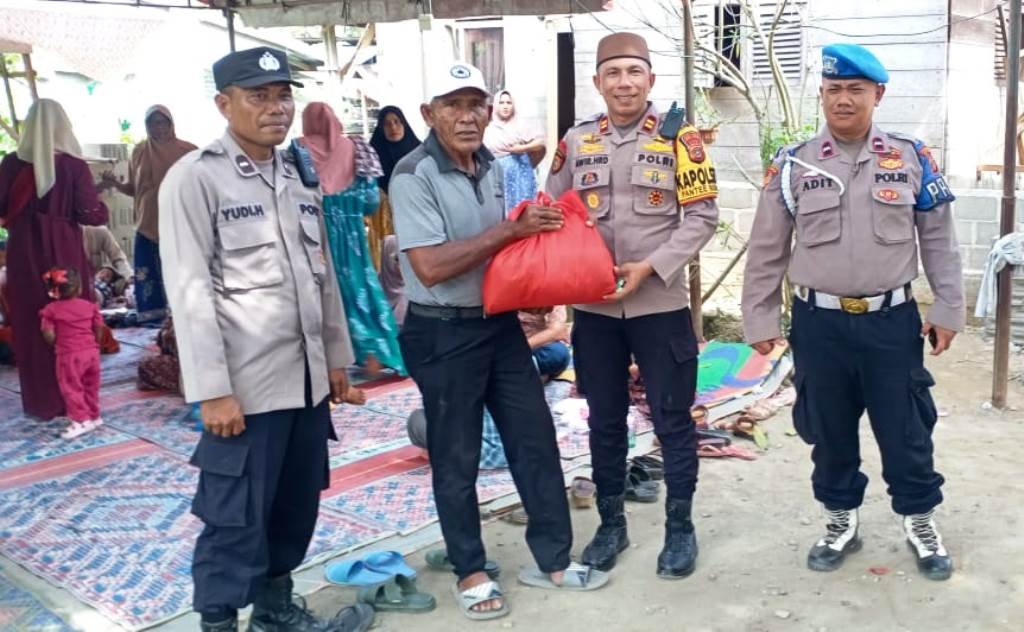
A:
807,507,862,572
904,510,953,580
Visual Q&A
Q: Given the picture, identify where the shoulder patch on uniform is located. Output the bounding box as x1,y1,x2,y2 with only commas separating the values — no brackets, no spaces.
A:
551,139,567,174
762,164,780,187
675,124,717,205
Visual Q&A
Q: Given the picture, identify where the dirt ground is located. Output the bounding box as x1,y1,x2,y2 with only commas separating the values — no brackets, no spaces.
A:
309,329,1023,632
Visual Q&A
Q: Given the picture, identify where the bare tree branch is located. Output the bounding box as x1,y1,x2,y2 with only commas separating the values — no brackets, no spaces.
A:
731,154,763,191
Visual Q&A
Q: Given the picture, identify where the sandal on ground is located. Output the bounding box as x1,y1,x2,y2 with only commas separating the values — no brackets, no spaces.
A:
690,405,709,428
697,443,758,460
327,603,375,632
325,560,392,587
571,476,596,509
625,470,659,503
361,550,417,579
357,575,435,613
628,456,663,481
517,562,609,592
724,417,769,449
424,549,500,579
502,507,529,525
451,579,508,621
696,428,732,443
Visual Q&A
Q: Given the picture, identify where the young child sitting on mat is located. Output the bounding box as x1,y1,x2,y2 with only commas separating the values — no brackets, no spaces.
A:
40,268,104,439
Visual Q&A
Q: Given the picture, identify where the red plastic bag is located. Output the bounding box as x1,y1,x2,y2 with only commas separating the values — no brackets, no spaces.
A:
483,190,615,314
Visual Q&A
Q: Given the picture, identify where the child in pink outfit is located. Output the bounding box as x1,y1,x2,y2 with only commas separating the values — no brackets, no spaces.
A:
39,268,104,439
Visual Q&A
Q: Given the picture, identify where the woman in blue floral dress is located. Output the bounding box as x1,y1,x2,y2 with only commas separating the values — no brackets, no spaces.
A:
298,103,406,376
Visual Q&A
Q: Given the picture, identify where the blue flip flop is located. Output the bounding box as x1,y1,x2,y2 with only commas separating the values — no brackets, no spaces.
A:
362,550,417,580
325,559,393,587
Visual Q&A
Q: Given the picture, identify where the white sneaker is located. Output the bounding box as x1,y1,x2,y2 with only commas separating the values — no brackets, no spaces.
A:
60,420,96,439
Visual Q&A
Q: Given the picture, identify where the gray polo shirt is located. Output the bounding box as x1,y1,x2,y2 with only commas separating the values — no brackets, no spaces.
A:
390,130,505,307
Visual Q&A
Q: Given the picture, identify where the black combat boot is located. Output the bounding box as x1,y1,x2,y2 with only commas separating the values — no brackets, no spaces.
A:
904,510,953,581
807,507,862,572
248,574,374,632
581,494,629,571
656,498,698,579
200,617,238,632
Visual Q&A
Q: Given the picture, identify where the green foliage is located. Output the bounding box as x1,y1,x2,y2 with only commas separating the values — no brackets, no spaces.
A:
759,122,817,169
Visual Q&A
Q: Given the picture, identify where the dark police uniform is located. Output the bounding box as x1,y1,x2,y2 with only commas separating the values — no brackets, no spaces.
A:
742,43,964,580
159,48,370,631
545,32,720,579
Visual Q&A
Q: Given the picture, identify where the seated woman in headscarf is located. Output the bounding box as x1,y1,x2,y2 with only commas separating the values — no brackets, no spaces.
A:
0,99,109,420
98,105,196,324
483,90,547,212
298,102,407,379
367,106,420,270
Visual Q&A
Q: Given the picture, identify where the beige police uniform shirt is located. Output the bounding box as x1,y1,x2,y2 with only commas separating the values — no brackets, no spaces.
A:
545,104,719,319
742,125,965,344
159,131,353,416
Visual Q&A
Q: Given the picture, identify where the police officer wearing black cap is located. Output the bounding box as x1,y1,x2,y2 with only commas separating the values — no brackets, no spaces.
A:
159,47,374,632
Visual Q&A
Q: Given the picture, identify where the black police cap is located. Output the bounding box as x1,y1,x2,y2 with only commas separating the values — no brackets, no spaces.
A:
213,47,304,92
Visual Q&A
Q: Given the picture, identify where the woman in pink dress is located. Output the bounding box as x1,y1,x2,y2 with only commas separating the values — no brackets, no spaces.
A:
0,99,108,420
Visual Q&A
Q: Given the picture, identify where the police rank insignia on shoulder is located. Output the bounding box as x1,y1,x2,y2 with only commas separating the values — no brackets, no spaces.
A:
675,125,718,204
763,164,780,187
234,154,257,176
551,139,567,174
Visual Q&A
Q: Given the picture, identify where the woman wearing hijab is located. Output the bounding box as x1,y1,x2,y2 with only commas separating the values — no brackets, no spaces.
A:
99,105,196,323
0,99,109,420
367,106,420,269
298,102,406,376
483,90,546,212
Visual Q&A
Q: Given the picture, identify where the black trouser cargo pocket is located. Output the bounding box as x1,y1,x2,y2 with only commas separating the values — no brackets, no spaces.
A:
906,367,938,447
792,373,820,445
662,335,698,413
190,438,250,528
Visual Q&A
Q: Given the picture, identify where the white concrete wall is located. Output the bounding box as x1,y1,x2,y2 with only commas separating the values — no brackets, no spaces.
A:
946,0,1013,189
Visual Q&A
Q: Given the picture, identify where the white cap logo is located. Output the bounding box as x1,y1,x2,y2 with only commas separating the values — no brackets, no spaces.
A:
259,52,281,72
822,55,837,75
450,64,471,79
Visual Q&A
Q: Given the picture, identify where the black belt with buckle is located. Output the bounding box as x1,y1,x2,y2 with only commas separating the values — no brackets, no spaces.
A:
408,302,485,320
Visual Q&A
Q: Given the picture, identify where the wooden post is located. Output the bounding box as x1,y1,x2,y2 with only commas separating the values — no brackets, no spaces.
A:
682,0,704,339
323,24,342,105
0,56,19,135
22,54,38,101
993,0,1020,409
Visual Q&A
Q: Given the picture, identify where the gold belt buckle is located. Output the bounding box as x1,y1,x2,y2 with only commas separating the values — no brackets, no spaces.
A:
839,297,870,314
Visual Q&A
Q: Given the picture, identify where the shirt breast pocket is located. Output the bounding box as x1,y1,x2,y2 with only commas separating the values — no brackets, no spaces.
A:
796,190,841,246
630,165,676,216
871,186,915,244
572,165,611,218
217,220,284,292
299,218,328,284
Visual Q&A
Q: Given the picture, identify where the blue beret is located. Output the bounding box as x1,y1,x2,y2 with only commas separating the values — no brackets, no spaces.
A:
821,43,889,84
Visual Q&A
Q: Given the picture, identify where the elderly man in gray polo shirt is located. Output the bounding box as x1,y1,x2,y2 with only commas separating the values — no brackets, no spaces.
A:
390,62,608,620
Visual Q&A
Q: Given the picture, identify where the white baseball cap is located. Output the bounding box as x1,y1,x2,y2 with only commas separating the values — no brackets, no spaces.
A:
428,62,490,101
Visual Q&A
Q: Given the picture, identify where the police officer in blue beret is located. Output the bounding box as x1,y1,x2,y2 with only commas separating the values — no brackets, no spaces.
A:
160,47,374,631
743,43,964,580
